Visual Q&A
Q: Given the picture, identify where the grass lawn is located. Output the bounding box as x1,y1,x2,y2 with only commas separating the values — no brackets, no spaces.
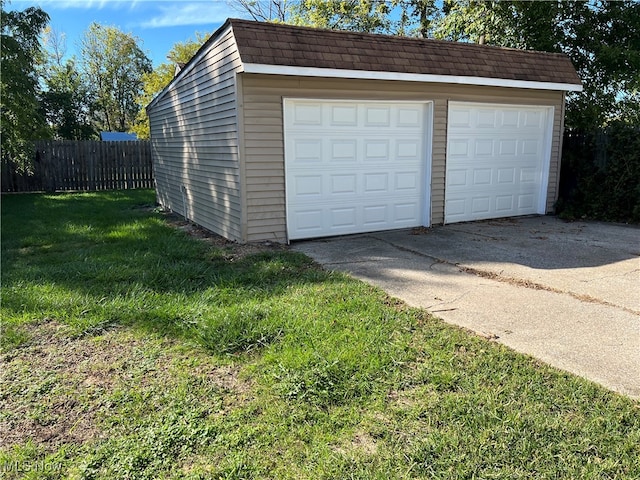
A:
1,190,638,479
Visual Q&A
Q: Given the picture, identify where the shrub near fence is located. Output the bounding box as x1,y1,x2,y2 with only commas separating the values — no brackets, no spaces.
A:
1,140,153,193
558,125,640,222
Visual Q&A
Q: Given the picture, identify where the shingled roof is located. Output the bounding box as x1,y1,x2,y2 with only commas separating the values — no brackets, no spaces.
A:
228,18,581,88
150,18,582,111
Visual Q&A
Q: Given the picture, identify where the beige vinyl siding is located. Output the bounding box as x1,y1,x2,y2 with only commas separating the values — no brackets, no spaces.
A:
239,74,565,243
548,93,566,213
148,28,244,241
431,99,448,225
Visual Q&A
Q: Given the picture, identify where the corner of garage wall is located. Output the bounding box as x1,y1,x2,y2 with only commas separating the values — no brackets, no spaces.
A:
148,26,245,243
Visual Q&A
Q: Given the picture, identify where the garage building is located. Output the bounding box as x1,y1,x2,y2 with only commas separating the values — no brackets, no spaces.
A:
147,18,582,243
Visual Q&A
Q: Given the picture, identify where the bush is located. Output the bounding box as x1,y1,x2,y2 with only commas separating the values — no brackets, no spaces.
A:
557,123,640,223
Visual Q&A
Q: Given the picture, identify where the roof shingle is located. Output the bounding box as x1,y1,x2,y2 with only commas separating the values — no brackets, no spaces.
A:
228,18,581,87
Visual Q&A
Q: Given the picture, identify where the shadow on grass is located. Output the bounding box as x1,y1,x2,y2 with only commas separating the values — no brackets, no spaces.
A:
1,191,337,355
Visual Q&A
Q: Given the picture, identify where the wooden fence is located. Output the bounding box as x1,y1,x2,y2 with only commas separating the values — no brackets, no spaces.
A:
562,128,611,169
1,140,154,193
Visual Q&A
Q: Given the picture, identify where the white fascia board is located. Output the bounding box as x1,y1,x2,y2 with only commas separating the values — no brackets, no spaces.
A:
241,63,583,92
147,24,234,112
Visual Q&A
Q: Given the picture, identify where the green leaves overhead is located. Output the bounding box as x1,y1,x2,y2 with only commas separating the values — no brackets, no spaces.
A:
289,0,392,33
2,0,637,160
0,2,50,168
40,59,96,140
229,0,638,128
432,0,640,128
1,1,153,160
131,33,209,139
80,23,152,133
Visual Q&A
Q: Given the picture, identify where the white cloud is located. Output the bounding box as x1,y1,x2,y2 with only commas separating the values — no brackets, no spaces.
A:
139,2,232,28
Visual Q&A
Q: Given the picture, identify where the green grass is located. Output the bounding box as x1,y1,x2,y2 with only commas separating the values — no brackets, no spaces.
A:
1,190,639,479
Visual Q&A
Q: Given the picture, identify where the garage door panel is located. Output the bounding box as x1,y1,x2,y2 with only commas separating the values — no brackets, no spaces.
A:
473,169,492,186
448,108,472,128
495,195,514,212
395,171,420,192
330,140,358,161
445,102,552,223
520,167,538,183
291,103,322,125
448,139,470,157
448,164,547,189
497,168,515,184
293,175,322,197
447,169,467,187
522,110,544,128
501,110,519,127
474,139,494,156
447,193,538,223
499,139,517,155
397,139,421,159
295,209,323,235
398,108,421,127
285,99,430,240
476,109,497,127
289,170,422,200
365,107,391,126
331,207,357,227
363,173,388,192
293,139,323,162
364,140,390,161
395,202,420,221
287,102,425,130
518,194,535,209
289,136,423,165
471,196,491,215
330,174,357,194
363,205,387,226
331,105,358,125
289,200,421,237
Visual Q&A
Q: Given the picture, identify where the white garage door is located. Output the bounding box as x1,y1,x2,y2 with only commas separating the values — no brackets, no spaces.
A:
284,99,431,240
445,102,553,223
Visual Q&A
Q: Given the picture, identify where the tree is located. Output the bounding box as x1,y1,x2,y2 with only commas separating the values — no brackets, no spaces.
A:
394,0,439,37
40,60,95,140
131,33,209,139
229,0,291,22
0,1,50,169
431,1,639,129
289,0,391,33
80,23,152,133
229,0,394,33
573,1,640,128
38,26,94,139
228,0,638,128
433,0,517,45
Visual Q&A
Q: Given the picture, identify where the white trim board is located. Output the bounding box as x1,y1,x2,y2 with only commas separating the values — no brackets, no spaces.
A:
242,63,583,92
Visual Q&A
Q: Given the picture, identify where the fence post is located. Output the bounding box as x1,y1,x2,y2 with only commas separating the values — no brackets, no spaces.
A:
45,141,55,193
2,140,153,193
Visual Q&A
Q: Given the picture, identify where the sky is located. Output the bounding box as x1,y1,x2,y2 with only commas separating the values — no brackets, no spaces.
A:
7,0,244,67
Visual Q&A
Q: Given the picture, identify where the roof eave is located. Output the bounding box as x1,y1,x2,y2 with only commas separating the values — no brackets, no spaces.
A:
240,63,583,92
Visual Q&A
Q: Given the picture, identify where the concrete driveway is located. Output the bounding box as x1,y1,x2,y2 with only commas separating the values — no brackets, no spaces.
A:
293,216,640,399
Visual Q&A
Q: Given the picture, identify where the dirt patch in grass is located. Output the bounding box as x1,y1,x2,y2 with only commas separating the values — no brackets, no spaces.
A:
163,212,286,260
1,320,111,449
0,319,251,451
333,430,379,457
